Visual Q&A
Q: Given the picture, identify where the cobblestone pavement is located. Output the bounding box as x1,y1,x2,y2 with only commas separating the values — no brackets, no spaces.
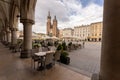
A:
66,42,101,77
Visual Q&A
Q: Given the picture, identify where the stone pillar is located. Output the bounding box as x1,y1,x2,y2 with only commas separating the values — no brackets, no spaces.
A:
20,0,37,58
3,31,6,42
2,32,5,42
2,33,4,42
6,27,11,43
11,28,17,45
0,33,3,41
7,31,11,43
100,0,120,80
20,19,33,58
4,32,7,42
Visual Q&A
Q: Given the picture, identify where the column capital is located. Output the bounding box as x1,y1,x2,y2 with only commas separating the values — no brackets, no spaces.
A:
2,28,6,32
10,28,18,31
6,28,11,33
6,30,11,33
20,19,35,24
3,31,6,34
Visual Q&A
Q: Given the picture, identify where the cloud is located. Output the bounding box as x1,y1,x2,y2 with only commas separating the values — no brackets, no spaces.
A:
56,0,103,28
18,0,103,33
68,3,103,27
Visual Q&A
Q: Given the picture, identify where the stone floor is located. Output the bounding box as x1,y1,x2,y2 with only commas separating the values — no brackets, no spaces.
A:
67,42,101,77
0,43,90,80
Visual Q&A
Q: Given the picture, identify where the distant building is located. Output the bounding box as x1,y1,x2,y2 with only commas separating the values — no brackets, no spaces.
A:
18,31,46,40
89,22,103,41
47,11,59,37
36,33,46,38
59,29,63,38
74,25,90,41
62,28,74,37
61,28,74,42
59,22,103,42
73,22,103,41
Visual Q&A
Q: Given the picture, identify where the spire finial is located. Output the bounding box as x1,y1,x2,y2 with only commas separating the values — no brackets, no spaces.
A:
48,11,50,16
54,15,56,19
47,11,51,19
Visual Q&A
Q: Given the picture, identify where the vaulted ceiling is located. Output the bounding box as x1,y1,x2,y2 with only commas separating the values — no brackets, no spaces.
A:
0,0,37,32
0,0,20,31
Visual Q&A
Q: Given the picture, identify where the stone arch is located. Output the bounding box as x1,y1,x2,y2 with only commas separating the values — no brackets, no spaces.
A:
13,6,19,28
10,5,20,29
0,4,7,29
8,1,20,45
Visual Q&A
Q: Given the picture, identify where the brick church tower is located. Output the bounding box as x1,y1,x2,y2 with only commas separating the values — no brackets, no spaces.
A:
46,11,59,37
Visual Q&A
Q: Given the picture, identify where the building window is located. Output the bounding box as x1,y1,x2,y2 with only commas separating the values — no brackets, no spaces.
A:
95,33,97,36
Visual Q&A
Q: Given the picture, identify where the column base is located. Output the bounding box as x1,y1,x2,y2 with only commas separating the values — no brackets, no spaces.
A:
5,42,10,48
91,73,100,80
20,50,32,58
2,41,8,46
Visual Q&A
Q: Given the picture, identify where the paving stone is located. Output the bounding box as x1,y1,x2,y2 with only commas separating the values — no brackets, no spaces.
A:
68,42,101,77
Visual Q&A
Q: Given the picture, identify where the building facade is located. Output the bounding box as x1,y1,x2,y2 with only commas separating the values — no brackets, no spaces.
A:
61,28,74,42
47,12,59,37
73,22,103,41
74,25,90,41
60,22,103,42
89,22,103,41
62,28,74,37
59,29,63,38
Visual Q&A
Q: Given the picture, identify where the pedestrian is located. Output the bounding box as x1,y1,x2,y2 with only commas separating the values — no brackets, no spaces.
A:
83,41,85,48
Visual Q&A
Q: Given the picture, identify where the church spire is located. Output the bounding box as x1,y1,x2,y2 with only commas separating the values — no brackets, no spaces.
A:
47,11,51,19
53,15,57,21
48,11,50,16
54,15,56,20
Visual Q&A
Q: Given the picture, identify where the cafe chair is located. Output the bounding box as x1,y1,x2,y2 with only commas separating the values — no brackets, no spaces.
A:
53,51,61,65
43,53,54,74
31,49,41,69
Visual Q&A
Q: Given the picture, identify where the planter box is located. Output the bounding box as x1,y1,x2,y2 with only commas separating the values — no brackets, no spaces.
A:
60,56,70,65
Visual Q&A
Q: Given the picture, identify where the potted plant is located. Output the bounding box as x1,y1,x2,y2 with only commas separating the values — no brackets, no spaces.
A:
56,43,70,65
62,42,67,50
33,43,41,49
60,51,70,65
57,44,63,51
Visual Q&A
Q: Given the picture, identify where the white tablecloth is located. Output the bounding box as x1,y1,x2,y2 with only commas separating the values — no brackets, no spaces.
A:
34,52,46,56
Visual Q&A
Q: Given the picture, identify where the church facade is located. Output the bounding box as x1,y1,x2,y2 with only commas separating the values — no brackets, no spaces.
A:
46,12,59,37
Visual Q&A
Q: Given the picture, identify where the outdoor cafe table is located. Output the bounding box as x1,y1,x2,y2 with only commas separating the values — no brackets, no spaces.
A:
34,52,46,57
34,51,55,71
46,51,55,54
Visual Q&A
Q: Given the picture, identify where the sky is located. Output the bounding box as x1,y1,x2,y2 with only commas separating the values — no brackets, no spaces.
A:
18,0,103,33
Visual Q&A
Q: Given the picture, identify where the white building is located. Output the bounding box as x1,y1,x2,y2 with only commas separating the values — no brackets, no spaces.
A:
59,22,103,42
62,28,74,42
74,25,89,41
62,28,74,37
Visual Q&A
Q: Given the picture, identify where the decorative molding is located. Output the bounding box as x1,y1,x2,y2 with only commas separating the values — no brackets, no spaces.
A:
6,30,11,33
10,28,18,31
20,19,35,24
